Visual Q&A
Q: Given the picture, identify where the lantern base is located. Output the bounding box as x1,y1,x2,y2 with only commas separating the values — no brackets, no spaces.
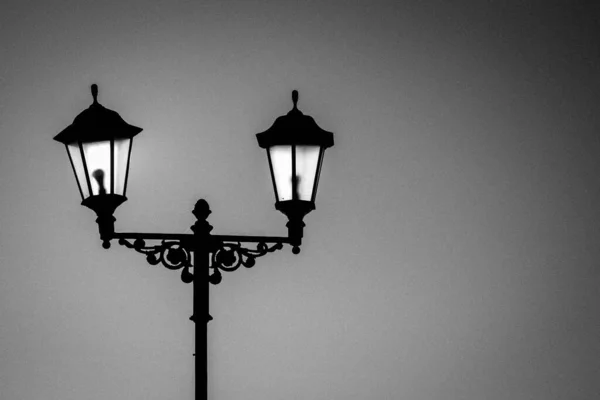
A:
275,200,314,252
82,194,127,248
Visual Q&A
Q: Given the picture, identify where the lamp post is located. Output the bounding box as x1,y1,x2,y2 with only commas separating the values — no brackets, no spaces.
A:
54,85,334,400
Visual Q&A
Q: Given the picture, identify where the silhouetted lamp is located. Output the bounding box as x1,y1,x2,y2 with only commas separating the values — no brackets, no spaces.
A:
54,84,142,247
55,85,335,400
257,90,334,252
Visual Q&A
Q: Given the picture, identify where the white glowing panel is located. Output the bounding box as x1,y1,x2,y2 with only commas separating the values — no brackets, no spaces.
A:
295,146,320,201
83,141,111,196
113,138,131,195
67,143,90,199
269,146,292,201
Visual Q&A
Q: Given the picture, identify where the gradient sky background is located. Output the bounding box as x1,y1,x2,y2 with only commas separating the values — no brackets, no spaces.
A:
1,1,600,399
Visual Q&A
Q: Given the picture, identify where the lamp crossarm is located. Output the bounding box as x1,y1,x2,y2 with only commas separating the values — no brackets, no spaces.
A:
113,231,291,285
93,198,301,288
114,231,291,243
213,234,291,244
115,232,194,241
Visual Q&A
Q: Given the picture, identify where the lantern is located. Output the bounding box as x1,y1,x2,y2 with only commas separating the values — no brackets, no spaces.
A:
54,84,142,247
257,90,334,250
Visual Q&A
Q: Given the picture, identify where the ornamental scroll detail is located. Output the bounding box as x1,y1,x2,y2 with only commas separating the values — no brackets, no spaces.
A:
209,242,284,285
118,238,194,283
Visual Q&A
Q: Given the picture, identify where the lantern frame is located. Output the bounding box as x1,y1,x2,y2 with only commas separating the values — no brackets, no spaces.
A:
256,90,334,219
54,84,141,204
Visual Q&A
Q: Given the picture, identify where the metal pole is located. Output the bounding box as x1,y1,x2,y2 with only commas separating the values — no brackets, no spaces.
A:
194,244,209,400
191,199,212,400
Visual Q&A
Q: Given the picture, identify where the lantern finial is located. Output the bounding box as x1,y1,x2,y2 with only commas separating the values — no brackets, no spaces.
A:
292,90,298,109
91,84,98,104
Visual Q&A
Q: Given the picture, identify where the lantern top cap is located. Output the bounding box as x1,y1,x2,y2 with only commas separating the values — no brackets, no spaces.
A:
53,84,142,144
256,90,334,148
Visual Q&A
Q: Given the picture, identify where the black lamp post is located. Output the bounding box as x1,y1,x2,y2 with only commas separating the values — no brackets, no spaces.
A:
54,85,334,400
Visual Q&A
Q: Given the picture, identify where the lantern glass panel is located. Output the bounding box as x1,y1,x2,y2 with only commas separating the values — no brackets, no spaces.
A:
269,145,292,201
82,141,111,196
67,142,90,199
295,145,320,201
113,138,131,195
312,148,325,202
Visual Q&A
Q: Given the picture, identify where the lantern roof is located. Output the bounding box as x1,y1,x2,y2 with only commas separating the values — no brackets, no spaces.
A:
54,84,142,144
256,90,334,148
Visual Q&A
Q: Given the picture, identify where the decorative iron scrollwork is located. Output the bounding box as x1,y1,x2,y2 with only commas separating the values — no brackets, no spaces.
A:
118,238,194,283
210,241,284,284
118,237,285,285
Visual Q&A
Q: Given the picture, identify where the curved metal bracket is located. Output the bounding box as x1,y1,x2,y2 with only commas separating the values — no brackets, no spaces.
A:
118,238,195,283
209,241,285,285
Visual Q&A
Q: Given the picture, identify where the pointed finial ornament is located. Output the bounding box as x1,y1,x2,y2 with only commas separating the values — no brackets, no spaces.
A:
91,84,98,104
292,90,298,109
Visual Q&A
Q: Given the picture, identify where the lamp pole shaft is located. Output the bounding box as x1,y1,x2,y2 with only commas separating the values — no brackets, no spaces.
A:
191,199,213,400
194,244,209,400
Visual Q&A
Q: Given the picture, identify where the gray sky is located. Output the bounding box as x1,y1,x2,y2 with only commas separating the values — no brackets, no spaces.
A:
1,1,600,399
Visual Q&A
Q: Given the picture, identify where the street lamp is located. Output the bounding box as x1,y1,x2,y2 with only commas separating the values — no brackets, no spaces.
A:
54,85,334,400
